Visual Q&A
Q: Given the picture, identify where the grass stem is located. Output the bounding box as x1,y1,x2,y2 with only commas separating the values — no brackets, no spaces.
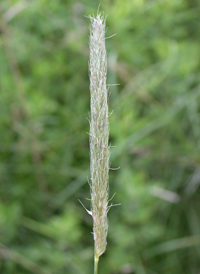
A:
94,254,99,274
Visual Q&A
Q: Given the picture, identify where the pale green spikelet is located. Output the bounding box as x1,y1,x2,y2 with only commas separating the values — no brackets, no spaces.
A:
89,12,109,261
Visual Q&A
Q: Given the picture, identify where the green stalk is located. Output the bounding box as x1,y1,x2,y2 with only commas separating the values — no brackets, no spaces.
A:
94,253,99,274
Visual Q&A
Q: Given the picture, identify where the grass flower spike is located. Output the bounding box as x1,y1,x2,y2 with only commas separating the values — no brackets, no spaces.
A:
89,13,109,273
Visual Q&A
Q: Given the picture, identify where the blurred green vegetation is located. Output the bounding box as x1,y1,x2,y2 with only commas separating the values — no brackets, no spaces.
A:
0,0,200,273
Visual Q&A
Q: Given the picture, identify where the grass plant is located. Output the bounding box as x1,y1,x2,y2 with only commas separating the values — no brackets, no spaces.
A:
89,13,109,274
1,1,200,273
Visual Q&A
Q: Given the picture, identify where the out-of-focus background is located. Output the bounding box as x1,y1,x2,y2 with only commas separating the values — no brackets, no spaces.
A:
0,0,200,273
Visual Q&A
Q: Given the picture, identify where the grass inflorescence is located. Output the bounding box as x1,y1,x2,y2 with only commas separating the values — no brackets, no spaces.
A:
89,12,110,273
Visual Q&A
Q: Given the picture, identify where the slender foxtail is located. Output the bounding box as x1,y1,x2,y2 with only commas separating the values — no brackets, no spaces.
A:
89,13,109,271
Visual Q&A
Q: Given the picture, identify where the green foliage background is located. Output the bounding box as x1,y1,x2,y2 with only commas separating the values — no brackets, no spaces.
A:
0,0,200,273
